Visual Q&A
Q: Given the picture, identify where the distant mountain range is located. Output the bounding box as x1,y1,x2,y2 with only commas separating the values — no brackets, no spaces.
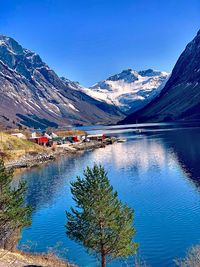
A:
81,69,168,114
4,30,198,129
0,35,123,129
121,30,200,124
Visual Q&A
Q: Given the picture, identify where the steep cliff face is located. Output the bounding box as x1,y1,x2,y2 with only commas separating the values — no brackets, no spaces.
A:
0,35,123,128
121,30,200,124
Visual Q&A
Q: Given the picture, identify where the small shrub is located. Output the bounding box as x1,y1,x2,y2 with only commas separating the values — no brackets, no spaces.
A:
175,245,200,267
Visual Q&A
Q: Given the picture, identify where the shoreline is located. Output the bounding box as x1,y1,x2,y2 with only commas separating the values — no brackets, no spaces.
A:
5,140,115,171
0,249,75,267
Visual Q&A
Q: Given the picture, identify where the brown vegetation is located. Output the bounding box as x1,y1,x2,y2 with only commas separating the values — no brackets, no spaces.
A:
0,249,76,267
0,132,45,161
51,129,86,137
175,245,200,267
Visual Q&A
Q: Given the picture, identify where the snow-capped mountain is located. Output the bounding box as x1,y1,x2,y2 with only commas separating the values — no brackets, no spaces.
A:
0,34,123,128
82,69,169,114
121,29,200,124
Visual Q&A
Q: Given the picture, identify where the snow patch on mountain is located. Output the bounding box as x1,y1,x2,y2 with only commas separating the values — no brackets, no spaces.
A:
82,69,169,113
0,34,124,128
68,103,80,112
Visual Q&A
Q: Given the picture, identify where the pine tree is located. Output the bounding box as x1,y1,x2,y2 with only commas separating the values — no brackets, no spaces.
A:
0,159,32,250
66,164,138,267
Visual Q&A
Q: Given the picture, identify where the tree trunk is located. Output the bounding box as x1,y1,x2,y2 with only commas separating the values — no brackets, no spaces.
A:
101,253,106,267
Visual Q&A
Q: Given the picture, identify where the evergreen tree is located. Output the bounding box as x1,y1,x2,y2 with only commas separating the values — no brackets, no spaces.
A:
66,164,138,267
0,159,32,250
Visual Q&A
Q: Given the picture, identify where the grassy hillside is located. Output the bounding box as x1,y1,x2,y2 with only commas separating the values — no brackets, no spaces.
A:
0,132,45,161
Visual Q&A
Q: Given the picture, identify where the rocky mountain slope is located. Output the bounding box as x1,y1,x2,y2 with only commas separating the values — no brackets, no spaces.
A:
81,69,168,113
0,35,123,128
121,30,200,124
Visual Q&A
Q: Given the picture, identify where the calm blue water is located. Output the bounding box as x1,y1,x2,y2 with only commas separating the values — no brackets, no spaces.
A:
17,126,200,266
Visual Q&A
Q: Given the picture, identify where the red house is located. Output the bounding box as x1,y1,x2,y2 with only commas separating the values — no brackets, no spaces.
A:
36,136,49,145
30,136,49,146
72,136,79,142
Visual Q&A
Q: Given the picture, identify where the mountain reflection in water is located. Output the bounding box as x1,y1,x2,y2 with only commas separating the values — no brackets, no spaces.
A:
17,127,200,267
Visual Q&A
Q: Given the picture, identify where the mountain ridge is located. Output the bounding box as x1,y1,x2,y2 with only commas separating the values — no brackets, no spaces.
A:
81,68,169,114
121,30,200,124
0,34,124,128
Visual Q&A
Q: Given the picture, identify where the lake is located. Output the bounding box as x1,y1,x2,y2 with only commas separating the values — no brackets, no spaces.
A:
17,124,200,266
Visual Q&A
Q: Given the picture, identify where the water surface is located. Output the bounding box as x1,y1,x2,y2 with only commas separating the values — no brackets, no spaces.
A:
17,125,200,266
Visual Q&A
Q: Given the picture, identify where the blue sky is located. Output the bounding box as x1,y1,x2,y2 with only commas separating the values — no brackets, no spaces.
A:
0,0,200,86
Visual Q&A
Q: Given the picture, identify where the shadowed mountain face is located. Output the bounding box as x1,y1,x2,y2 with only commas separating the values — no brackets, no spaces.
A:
158,129,200,188
0,35,124,128
121,30,200,124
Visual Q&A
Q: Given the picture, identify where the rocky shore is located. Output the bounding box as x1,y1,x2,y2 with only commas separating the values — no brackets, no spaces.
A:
5,140,115,170
5,153,56,170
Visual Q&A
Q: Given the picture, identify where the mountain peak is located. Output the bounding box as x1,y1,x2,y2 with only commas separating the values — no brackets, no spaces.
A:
107,69,139,83
0,34,24,55
0,34,124,128
138,69,168,77
83,67,169,114
121,29,200,124
0,34,46,79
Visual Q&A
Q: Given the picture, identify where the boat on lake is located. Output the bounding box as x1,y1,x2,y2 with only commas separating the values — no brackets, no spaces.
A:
117,138,127,143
